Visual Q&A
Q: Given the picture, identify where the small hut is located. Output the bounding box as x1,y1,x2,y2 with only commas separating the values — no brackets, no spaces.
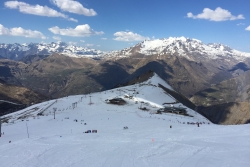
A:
108,98,126,105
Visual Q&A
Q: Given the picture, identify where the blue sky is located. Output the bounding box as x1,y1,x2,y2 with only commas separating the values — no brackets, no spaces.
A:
0,0,250,52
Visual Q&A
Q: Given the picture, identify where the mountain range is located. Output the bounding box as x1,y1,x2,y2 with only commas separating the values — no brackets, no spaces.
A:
0,36,250,124
1,37,250,61
0,41,104,60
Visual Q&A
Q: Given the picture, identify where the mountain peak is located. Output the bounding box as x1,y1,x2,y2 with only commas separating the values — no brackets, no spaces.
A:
106,36,250,61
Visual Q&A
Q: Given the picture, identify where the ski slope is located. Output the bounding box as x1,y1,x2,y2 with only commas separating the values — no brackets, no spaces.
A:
0,74,250,167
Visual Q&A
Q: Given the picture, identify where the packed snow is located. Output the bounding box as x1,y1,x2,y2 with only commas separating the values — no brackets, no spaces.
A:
0,74,250,167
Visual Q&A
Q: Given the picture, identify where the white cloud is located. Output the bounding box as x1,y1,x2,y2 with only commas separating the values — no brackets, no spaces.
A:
0,24,46,39
80,40,85,42
69,41,77,45
48,24,104,37
187,7,244,21
68,18,78,22
50,0,97,16
246,26,250,31
4,1,77,22
86,43,94,47
53,36,61,40
0,24,9,35
237,23,245,26
101,38,107,40
113,31,150,41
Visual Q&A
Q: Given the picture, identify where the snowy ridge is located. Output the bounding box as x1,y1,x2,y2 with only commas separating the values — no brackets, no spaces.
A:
0,73,250,166
105,37,250,61
0,41,105,58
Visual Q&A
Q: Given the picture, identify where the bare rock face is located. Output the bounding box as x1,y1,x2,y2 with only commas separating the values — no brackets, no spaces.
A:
0,80,48,116
190,70,250,107
197,102,250,125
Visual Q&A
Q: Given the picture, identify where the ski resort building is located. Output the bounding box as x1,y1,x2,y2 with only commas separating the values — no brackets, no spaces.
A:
157,106,187,115
107,98,126,105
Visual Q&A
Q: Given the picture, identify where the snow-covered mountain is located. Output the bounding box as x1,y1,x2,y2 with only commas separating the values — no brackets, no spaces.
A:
0,41,105,60
1,37,250,61
104,37,250,61
0,73,249,167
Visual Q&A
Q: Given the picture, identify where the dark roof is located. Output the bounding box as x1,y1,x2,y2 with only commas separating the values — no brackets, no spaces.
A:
164,106,186,110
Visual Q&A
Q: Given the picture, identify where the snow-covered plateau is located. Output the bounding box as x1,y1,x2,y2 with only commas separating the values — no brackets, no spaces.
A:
0,74,250,167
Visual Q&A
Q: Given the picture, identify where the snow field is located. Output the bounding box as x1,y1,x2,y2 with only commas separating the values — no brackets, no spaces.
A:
1,105,249,167
0,74,249,167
